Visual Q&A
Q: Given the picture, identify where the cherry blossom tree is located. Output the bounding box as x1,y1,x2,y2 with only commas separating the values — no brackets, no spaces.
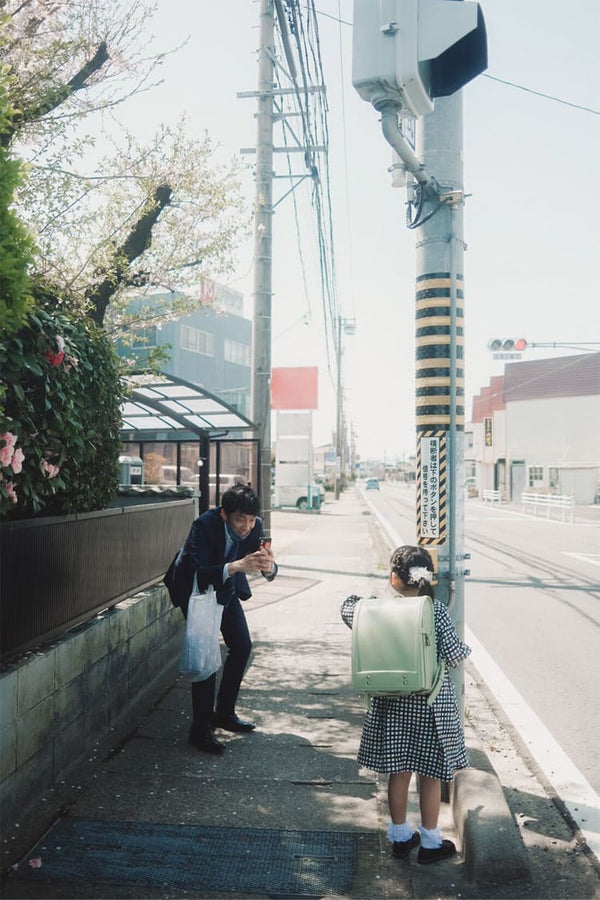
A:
1,0,251,331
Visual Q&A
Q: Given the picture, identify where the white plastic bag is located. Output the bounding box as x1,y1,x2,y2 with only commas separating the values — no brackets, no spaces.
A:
180,582,224,682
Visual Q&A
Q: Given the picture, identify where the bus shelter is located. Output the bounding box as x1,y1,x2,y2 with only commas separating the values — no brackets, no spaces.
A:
119,374,260,511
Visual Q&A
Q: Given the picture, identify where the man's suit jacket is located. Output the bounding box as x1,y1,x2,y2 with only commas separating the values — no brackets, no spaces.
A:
164,507,274,609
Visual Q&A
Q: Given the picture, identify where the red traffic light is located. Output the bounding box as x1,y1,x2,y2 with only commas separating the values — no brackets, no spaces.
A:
488,338,528,352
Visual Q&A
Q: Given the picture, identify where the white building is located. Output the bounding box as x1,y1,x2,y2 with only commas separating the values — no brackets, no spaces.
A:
470,352,600,503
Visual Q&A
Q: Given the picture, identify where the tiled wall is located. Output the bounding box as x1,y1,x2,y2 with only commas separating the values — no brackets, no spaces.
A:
0,584,184,825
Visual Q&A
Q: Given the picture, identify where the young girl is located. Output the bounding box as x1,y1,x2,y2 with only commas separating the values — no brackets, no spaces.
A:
340,545,471,864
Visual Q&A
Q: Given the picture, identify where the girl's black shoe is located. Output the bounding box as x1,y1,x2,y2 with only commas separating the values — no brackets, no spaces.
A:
392,831,420,858
417,839,456,864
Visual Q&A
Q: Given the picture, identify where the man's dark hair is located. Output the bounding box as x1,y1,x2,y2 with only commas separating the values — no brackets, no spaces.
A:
221,483,260,516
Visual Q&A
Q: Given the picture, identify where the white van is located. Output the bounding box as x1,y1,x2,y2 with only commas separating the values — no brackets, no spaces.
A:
159,465,197,486
273,483,323,510
208,473,247,505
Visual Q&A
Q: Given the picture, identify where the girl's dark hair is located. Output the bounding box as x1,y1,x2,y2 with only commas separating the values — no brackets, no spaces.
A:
390,545,435,598
221,484,260,516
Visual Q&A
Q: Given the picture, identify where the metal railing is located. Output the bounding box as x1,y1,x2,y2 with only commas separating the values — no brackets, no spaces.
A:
1,499,194,660
482,489,502,504
520,492,575,523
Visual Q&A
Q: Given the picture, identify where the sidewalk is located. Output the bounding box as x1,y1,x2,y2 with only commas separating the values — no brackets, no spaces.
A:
2,490,598,898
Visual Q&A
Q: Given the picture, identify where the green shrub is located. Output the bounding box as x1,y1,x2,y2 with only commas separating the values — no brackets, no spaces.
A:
0,296,124,518
0,70,35,335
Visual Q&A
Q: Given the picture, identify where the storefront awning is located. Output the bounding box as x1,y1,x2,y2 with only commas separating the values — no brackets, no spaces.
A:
120,374,256,438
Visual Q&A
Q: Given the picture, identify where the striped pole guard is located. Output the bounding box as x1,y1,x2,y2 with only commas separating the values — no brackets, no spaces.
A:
415,272,463,545
415,272,464,429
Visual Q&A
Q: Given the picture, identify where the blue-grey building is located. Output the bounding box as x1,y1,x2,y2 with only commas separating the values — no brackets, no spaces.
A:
118,281,252,418
117,281,258,505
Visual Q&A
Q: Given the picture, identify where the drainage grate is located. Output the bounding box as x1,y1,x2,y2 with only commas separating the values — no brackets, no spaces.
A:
12,818,361,897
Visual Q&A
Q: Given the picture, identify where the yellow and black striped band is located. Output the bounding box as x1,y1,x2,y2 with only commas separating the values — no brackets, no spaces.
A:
415,272,464,430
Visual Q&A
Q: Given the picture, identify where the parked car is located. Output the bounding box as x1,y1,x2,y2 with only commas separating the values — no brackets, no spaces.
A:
159,465,197,486
365,477,380,491
273,483,323,510
465,477,478,498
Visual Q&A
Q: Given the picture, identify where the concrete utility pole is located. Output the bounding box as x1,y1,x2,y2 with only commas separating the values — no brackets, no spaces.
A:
335,316,343,500
351,0,487,721
252,0,275,531
414,91,468,712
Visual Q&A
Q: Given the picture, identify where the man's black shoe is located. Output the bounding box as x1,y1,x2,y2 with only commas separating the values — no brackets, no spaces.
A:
417,839,456,865
214,712,256,733
188,725,224,755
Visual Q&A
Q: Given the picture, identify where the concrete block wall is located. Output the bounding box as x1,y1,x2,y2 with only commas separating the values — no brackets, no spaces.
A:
0,584,184,826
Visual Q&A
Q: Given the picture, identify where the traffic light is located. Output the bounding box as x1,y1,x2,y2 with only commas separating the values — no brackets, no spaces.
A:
352,0,488,118
487,338,528,352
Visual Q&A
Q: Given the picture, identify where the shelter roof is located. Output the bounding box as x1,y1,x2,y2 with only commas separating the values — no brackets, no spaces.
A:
120,374,255,438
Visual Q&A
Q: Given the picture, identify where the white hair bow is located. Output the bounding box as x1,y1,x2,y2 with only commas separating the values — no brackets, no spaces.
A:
408,566,433,584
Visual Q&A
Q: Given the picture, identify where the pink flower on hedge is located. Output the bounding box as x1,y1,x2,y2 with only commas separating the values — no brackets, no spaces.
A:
0,432,18,467
44,349,65,367
41,459,60,478
43,335,66,367
4,482,17,504
10,447,24,474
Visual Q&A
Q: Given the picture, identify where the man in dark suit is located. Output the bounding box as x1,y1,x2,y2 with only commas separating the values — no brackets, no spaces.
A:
165,484,277,754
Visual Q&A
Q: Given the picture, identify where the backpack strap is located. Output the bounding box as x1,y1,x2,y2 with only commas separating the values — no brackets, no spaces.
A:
426,659,446,706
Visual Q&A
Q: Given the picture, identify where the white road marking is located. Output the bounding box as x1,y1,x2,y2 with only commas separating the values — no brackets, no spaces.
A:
360,492,405,547
467,627,600,863
562,552,600,568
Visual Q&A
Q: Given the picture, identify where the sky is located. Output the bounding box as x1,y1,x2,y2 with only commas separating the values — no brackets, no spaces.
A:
115,0,600,460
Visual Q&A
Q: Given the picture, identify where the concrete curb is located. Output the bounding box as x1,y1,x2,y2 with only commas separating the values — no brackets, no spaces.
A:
452,740,531,885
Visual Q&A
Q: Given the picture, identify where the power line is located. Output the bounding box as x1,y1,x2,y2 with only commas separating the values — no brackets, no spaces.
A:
278,0,340,382
483,74,600,116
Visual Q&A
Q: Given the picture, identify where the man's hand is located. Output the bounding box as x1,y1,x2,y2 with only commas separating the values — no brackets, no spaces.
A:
229,548,274,576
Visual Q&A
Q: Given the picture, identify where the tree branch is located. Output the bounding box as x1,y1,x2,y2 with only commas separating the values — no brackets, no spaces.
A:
86,183,173,327
1,42,109,147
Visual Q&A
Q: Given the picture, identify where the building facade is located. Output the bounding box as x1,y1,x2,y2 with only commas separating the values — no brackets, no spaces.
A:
469,352,600,503
118,280,252,419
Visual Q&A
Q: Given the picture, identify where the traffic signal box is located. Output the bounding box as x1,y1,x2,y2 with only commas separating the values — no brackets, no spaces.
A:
352,0,488,118
488,338,528,352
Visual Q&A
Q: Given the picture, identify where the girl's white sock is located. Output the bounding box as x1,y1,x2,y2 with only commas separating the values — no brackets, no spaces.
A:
419,825,442,849
387,820,414,843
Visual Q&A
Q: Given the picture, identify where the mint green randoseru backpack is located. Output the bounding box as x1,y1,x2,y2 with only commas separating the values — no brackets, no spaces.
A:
351,595,445,706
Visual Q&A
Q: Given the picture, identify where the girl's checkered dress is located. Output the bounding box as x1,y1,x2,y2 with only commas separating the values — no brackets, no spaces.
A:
341,594,471,781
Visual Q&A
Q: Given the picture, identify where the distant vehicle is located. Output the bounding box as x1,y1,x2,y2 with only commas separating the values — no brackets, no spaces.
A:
209,473,247,505
208,473,246,488
365,477,379,491
159,465,197,486
465,477,478,498
273,483,323,510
